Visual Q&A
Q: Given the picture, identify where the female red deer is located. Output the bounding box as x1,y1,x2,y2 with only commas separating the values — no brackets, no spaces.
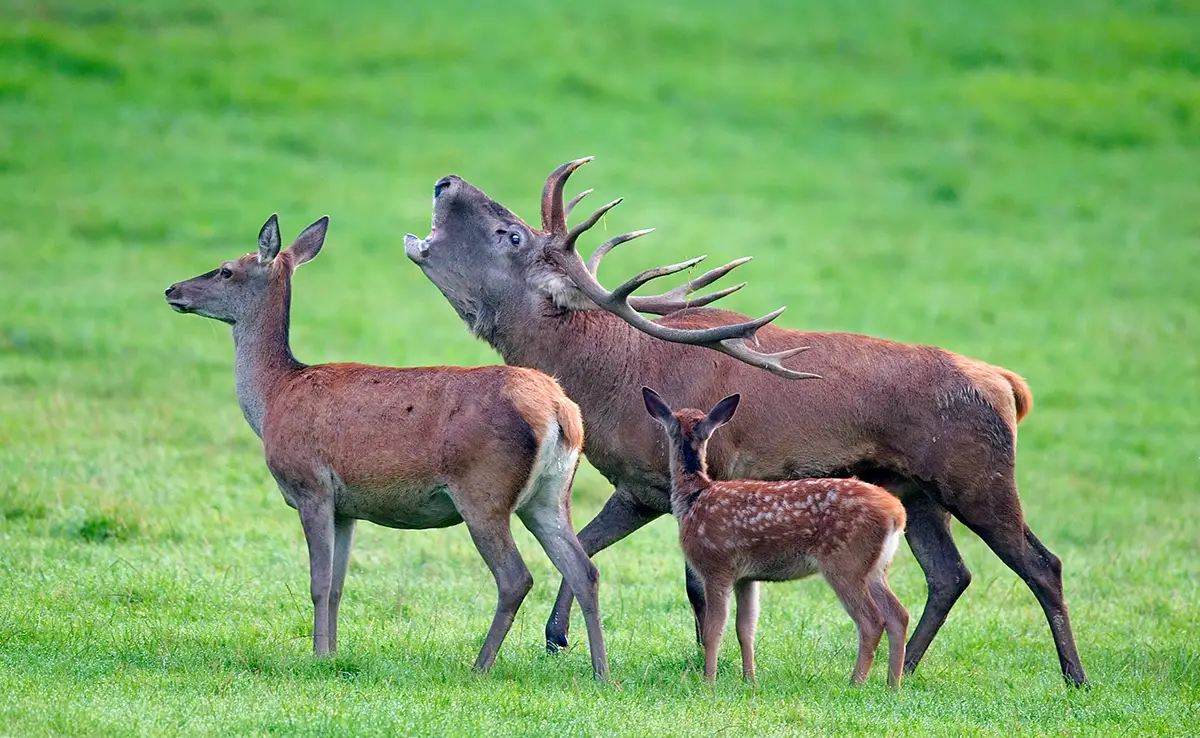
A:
642,387,908,687
403,158,1087,685
165,214,608,679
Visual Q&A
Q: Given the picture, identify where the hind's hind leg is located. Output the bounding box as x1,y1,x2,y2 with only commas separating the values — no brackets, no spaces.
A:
519,468,609,680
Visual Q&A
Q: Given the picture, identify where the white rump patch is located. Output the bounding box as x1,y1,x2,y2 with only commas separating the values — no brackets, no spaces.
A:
515,419,579,517
871,522,904,583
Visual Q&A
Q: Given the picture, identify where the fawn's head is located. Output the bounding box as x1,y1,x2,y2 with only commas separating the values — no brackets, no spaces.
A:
165,214,328,324
642,387,741,476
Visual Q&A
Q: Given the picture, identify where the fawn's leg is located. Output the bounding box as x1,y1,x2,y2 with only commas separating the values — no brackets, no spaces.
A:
328,516,356,653
869,578,909,689
701,577,733,682
826,570,884,685
734,580,760,684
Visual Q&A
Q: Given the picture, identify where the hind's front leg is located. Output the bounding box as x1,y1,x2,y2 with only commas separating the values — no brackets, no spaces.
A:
296,499,335,656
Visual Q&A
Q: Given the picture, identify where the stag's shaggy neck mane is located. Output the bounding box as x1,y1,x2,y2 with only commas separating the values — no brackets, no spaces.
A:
231,256,301,438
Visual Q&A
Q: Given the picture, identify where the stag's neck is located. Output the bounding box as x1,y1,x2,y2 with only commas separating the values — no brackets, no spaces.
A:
667,442,711,520
486,297,640,411
231,274,301,438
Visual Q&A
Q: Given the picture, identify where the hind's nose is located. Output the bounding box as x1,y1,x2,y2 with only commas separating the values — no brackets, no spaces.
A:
165,284,178,297
434,176,455,198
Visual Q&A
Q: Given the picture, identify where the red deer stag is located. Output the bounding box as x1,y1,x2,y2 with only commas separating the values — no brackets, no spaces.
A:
403,158,1087,685
643,387,908,687
165,214,608,679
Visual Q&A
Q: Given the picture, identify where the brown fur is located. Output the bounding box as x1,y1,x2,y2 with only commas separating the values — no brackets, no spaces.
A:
165,215,608,679
645,393,909,687
406,163,1087,686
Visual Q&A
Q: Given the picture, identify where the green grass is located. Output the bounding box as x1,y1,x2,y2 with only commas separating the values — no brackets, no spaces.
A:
1,0,1198,734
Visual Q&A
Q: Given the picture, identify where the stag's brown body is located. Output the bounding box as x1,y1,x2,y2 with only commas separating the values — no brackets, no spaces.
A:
166,215,608,679
405,158,1086,685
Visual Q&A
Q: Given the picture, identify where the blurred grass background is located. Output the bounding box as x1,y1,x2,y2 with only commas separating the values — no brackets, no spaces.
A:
0,0,1197,735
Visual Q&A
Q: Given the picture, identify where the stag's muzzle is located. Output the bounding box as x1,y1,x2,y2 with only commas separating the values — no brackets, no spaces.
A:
404,233,430,263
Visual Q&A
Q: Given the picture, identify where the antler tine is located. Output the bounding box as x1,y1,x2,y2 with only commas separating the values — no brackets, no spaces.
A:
719,342,821,380
629,282,747,315
565,197,624,248
586,228,656,276
627,257,752,315
611,256,708,301
565,189,594,218
541,157,594,234
552,238,819,379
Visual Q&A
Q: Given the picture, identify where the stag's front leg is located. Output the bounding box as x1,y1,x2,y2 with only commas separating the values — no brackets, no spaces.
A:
297,499,335,656
545,487,661,652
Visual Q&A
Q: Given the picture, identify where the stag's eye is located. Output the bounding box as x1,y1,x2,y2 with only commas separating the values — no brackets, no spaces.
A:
508,231,522,246
220,267,233,279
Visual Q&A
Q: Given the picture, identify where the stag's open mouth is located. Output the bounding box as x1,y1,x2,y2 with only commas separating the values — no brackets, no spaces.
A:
404,233,431,264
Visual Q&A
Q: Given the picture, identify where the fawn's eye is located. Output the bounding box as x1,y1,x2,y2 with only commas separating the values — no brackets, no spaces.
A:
508,231,522,246
219,267,233,279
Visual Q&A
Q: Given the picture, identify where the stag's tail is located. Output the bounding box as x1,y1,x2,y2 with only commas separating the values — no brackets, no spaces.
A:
999,369,1033,424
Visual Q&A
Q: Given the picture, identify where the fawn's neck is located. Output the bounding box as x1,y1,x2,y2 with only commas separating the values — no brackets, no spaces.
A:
667,438,711,520
231,270,301,438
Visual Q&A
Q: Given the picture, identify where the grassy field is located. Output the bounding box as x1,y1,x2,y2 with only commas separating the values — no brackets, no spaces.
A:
1,0,1198,734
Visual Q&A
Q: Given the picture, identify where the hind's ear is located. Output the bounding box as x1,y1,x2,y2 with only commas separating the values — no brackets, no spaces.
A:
642,387,676,428
289,216,329,266
258,214,282,264
698,393,740,439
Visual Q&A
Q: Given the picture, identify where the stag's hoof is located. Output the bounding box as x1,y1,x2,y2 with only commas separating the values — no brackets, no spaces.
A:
546,632,570,653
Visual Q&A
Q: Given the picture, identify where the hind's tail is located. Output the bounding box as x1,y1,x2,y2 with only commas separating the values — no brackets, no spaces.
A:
554,395,584,452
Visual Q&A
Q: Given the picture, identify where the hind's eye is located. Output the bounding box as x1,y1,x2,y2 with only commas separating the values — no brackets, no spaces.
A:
220,267,232,278
509,231,522,246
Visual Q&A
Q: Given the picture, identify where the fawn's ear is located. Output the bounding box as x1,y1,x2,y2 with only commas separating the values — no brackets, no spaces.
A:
642,387,676,428
258,213,282,264
288,216,329,266
698,393,740,439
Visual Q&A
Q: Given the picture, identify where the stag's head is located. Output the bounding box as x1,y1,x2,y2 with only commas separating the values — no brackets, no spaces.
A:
405,157,821,380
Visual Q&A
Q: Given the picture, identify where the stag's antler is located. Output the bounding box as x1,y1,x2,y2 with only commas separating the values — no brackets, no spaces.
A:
541,158,820,381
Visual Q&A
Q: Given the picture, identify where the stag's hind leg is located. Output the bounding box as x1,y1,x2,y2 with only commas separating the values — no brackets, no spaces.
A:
545,486,661,652
946,475,1087,686
899,490,972,674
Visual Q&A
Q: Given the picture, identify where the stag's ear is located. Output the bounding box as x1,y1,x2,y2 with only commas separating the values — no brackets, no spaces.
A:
258,213,282,264
289,216,328,266
698,394,740,439
642,387,676,428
